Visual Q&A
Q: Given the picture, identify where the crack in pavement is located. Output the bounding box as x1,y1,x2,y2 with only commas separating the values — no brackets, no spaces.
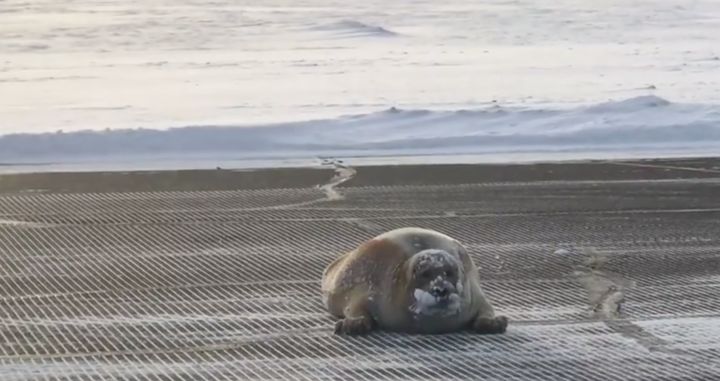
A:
568,246,718,368
219,160,358,211
317,159,356,201
606,160,720,175
571,248,633,320
570,249,659,344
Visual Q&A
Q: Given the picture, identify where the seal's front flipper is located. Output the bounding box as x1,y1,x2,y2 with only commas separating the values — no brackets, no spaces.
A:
471,315,509,334
333,299,374,336
334,316,373,335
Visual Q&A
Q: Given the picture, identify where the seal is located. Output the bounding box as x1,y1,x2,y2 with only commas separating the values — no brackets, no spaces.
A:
321,227,508,335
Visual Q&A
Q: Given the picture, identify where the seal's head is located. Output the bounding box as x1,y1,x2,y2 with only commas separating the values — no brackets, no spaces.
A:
406,249,464,317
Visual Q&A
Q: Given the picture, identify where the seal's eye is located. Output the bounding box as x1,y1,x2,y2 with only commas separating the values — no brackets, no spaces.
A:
419,270,432,279
445,270,454,278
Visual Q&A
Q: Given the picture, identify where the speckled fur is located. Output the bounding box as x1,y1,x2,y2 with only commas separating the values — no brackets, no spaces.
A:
321,227,507,335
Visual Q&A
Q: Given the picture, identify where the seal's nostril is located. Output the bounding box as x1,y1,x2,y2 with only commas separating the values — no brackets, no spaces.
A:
432,286,449,298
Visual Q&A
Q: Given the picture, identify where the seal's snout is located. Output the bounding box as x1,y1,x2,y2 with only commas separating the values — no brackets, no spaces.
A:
430,279,456,301
431,285,450,298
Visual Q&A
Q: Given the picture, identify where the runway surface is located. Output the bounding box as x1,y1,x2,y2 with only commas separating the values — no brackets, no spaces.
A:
1,158,719,380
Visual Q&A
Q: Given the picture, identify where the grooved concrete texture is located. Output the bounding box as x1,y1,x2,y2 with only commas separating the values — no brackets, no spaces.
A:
1,158,719,380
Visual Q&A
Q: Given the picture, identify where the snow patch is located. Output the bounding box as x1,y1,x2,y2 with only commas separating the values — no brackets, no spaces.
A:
411,288,460,316
413,289,436,310
586,95,672,113
4,0,720,171
311,20,398,38
2,96,719,170
415,249,454,269
317,160,356,200
0,219,53,228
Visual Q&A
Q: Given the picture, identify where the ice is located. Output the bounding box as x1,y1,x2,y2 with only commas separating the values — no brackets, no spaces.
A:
2,95,719,170
411,288,461,316
2,0,720,171
413,288,437,310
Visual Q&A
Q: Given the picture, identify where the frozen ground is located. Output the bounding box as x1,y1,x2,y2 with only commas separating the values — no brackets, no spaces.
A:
2,0,720,170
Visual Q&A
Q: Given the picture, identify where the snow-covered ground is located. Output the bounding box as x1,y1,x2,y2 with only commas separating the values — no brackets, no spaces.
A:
2,0,720,171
